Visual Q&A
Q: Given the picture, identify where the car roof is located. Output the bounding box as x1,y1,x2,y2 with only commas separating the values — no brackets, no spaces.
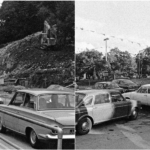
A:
142,84,150,87
113,78,130,81
96,82,111,84
76,89,119,95
17,89,73,96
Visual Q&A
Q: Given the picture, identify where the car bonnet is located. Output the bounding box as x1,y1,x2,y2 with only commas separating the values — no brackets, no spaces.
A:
40,110,75,126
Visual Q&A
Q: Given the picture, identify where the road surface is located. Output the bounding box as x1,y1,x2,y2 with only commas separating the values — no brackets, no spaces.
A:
76,106,150,149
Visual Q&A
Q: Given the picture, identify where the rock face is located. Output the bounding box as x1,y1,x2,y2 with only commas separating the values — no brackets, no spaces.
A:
0,32,74,88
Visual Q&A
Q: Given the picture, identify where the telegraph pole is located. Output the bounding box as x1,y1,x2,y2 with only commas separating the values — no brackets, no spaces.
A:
104,38,109,62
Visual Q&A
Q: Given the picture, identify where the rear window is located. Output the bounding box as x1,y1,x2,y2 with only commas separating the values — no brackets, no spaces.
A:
38,94,74,110
110,92,124,102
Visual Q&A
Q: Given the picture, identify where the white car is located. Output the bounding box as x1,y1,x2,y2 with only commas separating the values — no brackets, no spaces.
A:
123,84,150,106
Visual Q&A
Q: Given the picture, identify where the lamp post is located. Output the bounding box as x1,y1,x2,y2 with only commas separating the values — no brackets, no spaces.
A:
104,38,109,62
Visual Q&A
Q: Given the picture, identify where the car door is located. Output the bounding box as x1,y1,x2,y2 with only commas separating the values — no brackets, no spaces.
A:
133,86,148,105
4,92,25,131
111,92,131,119
18,93,37,133
93,93,113,123
78,96,93,119
146,87,150,106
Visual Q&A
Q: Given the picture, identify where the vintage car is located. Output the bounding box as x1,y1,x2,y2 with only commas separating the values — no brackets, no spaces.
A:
112,79,140,92
94,82,124,93
0,89,75,148
123,84,150,106
76,90,140,135
0,97,3,104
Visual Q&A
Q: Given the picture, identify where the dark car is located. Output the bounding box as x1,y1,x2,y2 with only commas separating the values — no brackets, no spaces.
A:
94,82,124,93
112,79,140,92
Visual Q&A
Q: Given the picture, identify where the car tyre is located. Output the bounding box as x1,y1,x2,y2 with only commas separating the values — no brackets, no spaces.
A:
0,117,6,133
77,117,92,135
130,108,138,120
29,129,39,148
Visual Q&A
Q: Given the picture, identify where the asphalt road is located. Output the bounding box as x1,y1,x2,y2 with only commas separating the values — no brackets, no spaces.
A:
76,105,150,149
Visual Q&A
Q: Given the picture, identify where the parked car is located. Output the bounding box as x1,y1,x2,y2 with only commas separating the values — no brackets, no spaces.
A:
112,79,140,92
76,90,141,135
0,97,3,104
0,89,75,148
123,84,150,106
94,82,124,93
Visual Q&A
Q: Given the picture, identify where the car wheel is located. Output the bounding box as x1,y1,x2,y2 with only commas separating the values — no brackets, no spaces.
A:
0,117,6,133
77,117,92,135
130,108,138,120
29,129,39,148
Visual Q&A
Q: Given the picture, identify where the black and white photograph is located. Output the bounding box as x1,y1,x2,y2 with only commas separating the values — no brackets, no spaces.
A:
75,1,150,149
0,1,75,149
1,0,150,150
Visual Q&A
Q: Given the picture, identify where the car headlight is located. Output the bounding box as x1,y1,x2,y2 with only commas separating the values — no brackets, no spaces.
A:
50,129,57,135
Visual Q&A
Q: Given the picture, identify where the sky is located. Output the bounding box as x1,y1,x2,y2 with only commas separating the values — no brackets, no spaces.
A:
0,0,2,6
75,1,150,55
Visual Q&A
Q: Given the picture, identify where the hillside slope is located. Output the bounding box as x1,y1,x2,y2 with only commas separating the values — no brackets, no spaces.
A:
0,32,74,87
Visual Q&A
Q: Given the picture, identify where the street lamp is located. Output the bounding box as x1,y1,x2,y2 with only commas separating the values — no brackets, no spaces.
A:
104,38,109,62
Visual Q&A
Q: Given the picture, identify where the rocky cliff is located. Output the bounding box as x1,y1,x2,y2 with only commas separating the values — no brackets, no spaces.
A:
0,32,74,87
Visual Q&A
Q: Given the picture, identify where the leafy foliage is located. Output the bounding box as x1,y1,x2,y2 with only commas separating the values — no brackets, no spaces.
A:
0,1,74,45
76,49,106,79
108,48,133,75
136,47,150,75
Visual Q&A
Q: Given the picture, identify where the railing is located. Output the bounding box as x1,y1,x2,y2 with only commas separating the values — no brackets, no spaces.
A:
0,108,63,150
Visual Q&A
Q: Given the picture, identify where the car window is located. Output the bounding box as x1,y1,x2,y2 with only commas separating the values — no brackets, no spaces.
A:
137,86,147,93
38,94,74,110
10,92,25,106
111,93,124,102
95,83,104,89
94,94,110,105
119,81,124,84
22,94,36,110
83,96,93,106
76,93,86,106
112,83,119,88
108,84,113,89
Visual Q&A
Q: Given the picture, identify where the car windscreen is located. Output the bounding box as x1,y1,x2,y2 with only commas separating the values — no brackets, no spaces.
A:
110,92,125,102
112,83,120,88
75,93,86,106
38,94,74,110
95,83,108,89
121,80,136,85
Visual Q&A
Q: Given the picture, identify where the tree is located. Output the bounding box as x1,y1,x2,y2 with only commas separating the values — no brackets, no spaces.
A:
108,48,133,77
0,1,74,46
136,47,150,76
76,49,106,79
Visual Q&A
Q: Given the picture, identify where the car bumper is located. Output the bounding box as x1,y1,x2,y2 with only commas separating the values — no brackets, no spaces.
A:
38,134,75,140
